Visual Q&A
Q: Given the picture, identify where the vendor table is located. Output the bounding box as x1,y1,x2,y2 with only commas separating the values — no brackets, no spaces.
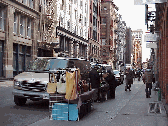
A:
49,89,95,121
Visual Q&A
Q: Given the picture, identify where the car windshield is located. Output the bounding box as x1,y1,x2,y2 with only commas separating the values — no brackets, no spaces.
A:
113,70,119,75
28,58,49,71
28,58,69,71
45,59,68,70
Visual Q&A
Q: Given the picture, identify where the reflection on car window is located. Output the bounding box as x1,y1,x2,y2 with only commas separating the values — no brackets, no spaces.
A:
113,70,119,75
45,59,68,70
28,59,68,71
28,58,49,71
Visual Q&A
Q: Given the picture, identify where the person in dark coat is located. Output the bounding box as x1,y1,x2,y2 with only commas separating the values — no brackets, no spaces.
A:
125,67,133,91
104,70,117,99
89,65,100,101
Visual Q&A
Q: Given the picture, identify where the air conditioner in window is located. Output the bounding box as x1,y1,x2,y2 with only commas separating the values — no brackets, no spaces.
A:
110,46,113,50
60,22,63,27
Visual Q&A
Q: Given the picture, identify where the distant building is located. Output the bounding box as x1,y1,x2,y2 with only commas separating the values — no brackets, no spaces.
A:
125,27,132,64
132,29,143,69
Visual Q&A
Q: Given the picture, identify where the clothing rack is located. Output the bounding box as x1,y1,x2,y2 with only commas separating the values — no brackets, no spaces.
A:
48,68,79,121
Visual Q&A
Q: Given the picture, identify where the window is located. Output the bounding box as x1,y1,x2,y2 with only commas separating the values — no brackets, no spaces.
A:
28,0,34,8
74,0,77,4
19,45,24,72
20,16,25,36
93,16,95,26
67,21,70,30
80,28,82,36
90,14,92,23
75,10,77,19
104,7,107,10
80,0,82,9
61,0,64,10
102,18,106,24
93,31,97,41
79,14,82,23
27,18,31,38
85,3,87,13
22,0,27,4
102,39,105,46
69,4,71,15
13,13,18,34
0,9,5,31
25,46,31,71
84,17,86,26
85,32,87,37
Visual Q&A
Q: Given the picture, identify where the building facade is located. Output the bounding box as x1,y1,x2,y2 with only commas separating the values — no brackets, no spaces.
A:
132,29,143,69
38,0,89,59
154,2,168,103
100,0,118,68
116,15,127,70
0,0,39,78
125,27,132,64
88,0,101,63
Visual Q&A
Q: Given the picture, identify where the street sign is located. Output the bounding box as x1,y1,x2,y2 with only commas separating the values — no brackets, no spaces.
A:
146,43,157,48
134,0,167,5
144,33,158,42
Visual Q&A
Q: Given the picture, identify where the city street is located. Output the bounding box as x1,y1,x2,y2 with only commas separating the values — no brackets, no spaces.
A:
1,79,168,126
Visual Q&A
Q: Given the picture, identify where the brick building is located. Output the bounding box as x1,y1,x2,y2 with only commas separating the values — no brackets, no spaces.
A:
132,29,143,69
155,2,168,103
100,0,118,68
88,0,101,63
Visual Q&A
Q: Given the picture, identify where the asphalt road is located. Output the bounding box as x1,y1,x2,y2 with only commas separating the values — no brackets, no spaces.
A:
0,86,50,126
0,78,146,126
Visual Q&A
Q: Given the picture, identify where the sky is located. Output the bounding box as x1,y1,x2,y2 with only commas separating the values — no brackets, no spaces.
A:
113,0,152,62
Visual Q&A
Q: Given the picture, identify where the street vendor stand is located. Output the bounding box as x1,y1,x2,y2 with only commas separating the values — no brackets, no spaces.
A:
47,68,95,121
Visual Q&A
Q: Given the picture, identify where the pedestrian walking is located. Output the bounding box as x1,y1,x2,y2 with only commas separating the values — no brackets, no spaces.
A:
137,69,141,81
143,67,153,98
104,70,117,99
132,69,135,81
125,67,134,91
89,65,101,102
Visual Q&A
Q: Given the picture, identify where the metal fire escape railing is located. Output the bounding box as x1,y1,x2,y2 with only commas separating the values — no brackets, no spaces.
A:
42,0,58,44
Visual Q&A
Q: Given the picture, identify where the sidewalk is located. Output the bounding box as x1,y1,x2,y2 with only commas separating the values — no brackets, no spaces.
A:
0,80,13,87
28,80,168,126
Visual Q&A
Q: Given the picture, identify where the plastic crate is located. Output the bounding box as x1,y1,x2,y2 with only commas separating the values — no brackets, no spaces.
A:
52,103,69,120
69,104,78,121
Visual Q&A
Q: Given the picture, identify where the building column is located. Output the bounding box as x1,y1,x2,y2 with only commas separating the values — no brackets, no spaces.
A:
4,6,14,78
32,18,38,60
76,42,79,58
86,44,88,60
70,40,73,58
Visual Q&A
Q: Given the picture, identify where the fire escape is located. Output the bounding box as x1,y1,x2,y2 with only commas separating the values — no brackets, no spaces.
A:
38,0,58,56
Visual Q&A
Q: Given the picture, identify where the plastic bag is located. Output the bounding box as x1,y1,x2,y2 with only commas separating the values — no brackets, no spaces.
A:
47,83,57,94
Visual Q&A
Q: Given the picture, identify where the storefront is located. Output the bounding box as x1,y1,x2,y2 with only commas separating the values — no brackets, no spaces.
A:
13,43,31,77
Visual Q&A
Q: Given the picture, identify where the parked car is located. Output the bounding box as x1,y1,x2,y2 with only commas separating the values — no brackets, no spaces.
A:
12,57,90,106
113,70,124,85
